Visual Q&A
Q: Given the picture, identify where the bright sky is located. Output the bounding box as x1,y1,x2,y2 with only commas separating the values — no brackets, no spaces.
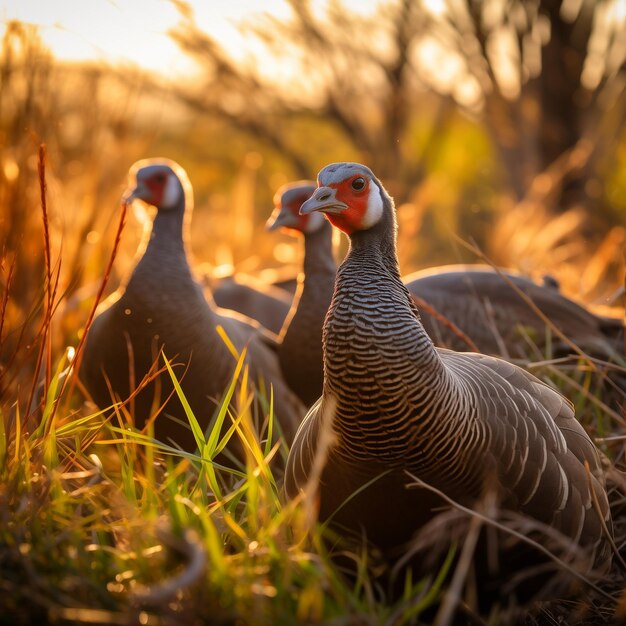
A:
0,0,293,77
0,0,463,94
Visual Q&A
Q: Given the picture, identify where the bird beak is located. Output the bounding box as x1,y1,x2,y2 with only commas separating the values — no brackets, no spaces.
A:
300,186,348,215
266,205,294,231
122,182,148,204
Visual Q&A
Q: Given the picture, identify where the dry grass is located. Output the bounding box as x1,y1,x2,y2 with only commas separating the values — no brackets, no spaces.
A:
1,22,626,626
1,150,624,626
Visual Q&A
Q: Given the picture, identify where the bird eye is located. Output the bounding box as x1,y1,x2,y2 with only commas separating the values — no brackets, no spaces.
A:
351,177,366,191
154,173,166,184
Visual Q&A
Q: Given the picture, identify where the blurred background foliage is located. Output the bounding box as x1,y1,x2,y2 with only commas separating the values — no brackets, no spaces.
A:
1,0,625,406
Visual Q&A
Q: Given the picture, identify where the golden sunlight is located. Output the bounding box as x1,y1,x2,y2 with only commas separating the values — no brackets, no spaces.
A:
1,0,626,622
421,0,446,17
1,0,290,77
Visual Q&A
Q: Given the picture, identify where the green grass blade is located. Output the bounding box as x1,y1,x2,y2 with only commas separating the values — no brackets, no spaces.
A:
263,385,275,459
31,347,70,440
205,345,247,457
162,351,206,451
398,543,457,623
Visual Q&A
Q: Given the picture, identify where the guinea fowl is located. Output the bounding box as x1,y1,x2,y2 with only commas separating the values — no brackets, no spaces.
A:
265,181,624,413
266,181,335,407
80,159,304,456
284,162,613,605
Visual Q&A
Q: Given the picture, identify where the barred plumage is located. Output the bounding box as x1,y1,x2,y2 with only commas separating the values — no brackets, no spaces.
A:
266,186,623,417
284,162,613,603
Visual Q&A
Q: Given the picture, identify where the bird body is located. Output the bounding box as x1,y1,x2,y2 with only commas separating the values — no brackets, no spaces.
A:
210,273,292,335
285,162,612,601
406,265,624,359
80,159,304,454
266,183,624,413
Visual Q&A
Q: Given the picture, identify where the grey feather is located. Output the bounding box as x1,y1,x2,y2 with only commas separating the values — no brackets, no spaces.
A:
80,159,305,456
285,162,613,602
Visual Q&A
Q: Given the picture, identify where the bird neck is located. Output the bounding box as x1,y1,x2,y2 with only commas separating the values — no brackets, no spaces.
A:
128,199,194,292
147,205,187,255
348,211,402,280
322,212,465,467
278,219,336,341
302,219,336,282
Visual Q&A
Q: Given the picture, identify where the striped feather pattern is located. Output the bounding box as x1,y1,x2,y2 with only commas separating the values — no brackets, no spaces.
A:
285,162,613,591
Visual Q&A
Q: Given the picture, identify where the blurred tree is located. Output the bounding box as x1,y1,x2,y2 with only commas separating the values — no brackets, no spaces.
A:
0,22,53,259
422,0,626,227
167,0,453,200
0,22,147,306
168,0,625,225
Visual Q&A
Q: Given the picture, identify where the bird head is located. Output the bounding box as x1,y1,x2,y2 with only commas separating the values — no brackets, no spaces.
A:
299,162,385,235
266,180,321,235
124,159,191,212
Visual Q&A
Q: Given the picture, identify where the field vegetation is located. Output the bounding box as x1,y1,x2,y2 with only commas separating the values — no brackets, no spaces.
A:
1,3,626,624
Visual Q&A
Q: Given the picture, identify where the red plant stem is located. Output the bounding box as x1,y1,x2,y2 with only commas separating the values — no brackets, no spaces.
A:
39,145,55,395
25,146,54,422
39,145,52,319
0,246,16,349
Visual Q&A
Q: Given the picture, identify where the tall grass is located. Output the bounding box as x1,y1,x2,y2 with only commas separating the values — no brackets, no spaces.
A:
0,300,447,626
0,155,623,626
0,142,455,626
1,22,625,626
